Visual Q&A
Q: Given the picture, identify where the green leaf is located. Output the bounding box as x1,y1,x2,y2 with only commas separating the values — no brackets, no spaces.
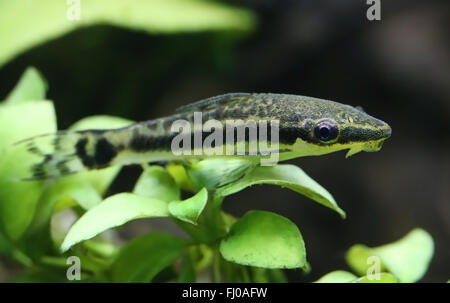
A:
346,244,387,277
315,270,358,283
220,210,306,269
5,67,47,104
0,0,255,67
69,115,134,195
61,193,169,252
44,178,102,211
133,166,180,202
346,228,434,283
218,164,346,218
168,188,208,224
0,101,57,239
112,232,185,282
21,179,102,258
186,158,256,191
353,273,398,283
69,115,133,131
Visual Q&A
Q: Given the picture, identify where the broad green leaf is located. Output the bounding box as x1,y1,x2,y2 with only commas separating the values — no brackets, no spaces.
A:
112,232,185,282
168,188,207,224
186,158,256,191
353,273,398,283
5,67,47,104
315,270,358,283
218,164,346,218
61,193,169,252
133,166,180,202
0,101,57,239
69,115,134,195
346,229,434,283
0,0,255,67
220,210,306,269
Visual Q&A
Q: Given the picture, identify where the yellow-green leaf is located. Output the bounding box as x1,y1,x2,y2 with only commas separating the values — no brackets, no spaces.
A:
220,210,306,269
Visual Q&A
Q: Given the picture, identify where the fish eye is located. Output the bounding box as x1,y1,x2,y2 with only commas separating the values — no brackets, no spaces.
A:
314,120,339,142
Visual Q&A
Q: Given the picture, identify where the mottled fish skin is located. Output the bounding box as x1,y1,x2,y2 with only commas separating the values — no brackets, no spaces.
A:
14,93,392,180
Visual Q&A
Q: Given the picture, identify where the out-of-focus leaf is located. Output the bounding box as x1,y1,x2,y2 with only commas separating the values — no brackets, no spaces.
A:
346,228,434,283
315,270,358,283
0,101,57,240
61,193,169,252
21,179,101,258
353,273,398,283
133,166,180,202
5,67,47,104
220,210,306,269
0,68,55,240
12,268,71,283
178,252,196,282
166,163,196,192
0,0,255,67
217,164,346,218
0,232,32,266
168,188,207,224
68,115,134,195
346,244,387,277
112,232,185,282
250,267,287,283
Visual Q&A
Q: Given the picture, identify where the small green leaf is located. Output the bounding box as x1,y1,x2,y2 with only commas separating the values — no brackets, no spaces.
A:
112,232,185,282
5,67,47,104
220,210,306,269
346,228,434,283
315,270,358,283
168,188,208,224
133,166,180,202
69,115,134,195
61,193,169,252
346,244,387,277
353,273,398,283
218,164,345,218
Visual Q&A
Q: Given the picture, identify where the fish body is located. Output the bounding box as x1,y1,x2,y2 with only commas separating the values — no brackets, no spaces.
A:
13,93,392,180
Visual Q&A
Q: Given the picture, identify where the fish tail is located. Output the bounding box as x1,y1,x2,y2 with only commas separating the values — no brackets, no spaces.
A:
9,129,122,180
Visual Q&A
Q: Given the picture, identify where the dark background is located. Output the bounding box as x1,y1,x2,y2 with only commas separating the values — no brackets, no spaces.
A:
0,0,448,282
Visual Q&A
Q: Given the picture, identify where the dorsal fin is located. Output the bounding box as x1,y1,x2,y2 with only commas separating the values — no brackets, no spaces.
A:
174,93,252,114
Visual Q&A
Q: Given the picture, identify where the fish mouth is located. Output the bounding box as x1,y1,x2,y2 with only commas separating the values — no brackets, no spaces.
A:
381,124,392,139
345,123,391,157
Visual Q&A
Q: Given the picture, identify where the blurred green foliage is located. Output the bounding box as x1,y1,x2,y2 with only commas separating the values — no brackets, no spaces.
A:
0,0,255,67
